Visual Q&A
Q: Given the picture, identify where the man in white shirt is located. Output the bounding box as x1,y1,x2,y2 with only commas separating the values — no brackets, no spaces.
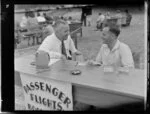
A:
96,13,105,30
37,20,81,61
88,25,134,69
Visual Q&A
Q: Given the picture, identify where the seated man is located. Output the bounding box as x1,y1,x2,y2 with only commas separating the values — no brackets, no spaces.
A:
36,20,81,66
88,24,134,69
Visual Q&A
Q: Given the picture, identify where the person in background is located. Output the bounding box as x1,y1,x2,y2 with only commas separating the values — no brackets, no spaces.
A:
66,16,72,24
96,13,105,31
37,20,81,61
105,12,111,19
81,11,87,26
60,16,64,20
63,17,68,22
20,11,29,28
124,9,132,26
36,12,46,23
27,11,38,27
43,13,53,23
88,24,134,69
115,10,122,29
87,15,92,26
125,9,132,18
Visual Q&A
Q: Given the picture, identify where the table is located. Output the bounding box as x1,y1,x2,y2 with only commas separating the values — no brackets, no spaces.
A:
15,54,145,108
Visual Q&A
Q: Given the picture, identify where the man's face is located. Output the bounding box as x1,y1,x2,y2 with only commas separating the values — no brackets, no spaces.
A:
101,27,114,44
56,24,69,41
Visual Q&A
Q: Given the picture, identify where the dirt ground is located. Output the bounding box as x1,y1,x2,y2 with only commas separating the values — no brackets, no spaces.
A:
14,6,146,110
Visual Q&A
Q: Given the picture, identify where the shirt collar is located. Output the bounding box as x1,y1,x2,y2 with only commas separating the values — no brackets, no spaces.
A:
103,40,120,52
111,39,120,52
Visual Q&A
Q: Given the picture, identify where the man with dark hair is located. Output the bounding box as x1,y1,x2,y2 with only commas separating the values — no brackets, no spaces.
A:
88,25,134,68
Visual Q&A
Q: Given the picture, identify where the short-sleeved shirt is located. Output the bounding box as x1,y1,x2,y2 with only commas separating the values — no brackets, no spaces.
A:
96,40,134,68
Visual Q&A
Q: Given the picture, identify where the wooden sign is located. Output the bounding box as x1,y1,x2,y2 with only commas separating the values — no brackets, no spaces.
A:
20,73,73,110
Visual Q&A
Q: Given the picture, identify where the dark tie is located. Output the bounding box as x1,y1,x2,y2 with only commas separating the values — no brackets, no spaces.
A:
61,41,67,58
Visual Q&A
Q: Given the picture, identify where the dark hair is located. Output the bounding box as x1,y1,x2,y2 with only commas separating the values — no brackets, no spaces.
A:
108,24,120,37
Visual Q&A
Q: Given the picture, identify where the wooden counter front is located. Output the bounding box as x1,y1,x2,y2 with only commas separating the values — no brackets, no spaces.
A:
15,54,146,108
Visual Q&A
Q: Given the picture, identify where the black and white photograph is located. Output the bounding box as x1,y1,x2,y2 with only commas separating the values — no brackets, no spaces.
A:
12,2,148,112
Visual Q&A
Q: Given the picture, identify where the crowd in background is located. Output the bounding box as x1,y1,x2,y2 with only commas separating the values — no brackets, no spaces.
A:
15,8,132,49
17,7,132,33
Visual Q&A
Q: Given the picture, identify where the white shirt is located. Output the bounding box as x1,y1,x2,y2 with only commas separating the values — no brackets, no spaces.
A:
37,16,46,22
97,15,105,23
96,40,134,68
37,33,77,59
37,33,62,59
